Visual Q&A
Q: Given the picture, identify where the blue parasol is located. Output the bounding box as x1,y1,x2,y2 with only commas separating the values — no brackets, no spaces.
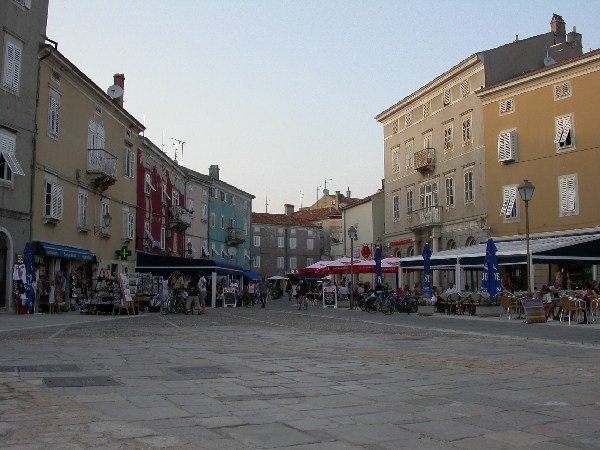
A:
422,243,432,298
481,238,502,300
374,246,383,289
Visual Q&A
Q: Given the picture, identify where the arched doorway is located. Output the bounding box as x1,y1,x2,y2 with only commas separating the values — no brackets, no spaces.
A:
0,233,7,308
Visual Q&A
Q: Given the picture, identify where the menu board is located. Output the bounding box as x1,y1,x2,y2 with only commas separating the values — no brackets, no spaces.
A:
322,286,337,308
223,287,237,307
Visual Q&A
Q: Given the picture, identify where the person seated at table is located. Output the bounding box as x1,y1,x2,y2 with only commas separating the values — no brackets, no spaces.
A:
426,286,438,305
411,283,421,297
338,283,349,301
444,282,459,296
537,285,555,320
579,282,595,324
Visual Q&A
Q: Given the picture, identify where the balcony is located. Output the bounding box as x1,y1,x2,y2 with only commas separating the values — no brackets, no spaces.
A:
169,206,192,231
407,206,442,230
414,147,436,173
226,227,246,246
87,149,117,190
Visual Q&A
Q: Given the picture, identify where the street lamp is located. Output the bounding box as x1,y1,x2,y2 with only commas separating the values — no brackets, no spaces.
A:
517,179,535,293
348,226,357,310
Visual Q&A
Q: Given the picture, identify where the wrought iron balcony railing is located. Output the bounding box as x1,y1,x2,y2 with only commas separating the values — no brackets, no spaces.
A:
406,205,442,229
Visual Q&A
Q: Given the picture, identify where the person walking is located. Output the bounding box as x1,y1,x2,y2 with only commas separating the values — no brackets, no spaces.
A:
247,281,256,307
198,273,207,314
259,278,269,308
185,276,200,315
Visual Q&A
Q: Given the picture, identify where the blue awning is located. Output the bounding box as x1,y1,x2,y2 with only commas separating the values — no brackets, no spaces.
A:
36,242,95,261
243,271,262,281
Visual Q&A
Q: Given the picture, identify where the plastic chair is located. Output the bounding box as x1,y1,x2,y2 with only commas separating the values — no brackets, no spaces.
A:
499,294,518,320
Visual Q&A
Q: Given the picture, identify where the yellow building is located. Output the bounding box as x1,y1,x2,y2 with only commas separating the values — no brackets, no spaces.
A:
479,50,600,289
32,45,144,310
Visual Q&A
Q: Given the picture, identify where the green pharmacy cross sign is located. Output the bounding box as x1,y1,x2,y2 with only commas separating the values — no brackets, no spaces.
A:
115,246,132,261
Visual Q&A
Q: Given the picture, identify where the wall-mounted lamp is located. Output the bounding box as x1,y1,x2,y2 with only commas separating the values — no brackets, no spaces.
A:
186,241,193,256
93,212,112,235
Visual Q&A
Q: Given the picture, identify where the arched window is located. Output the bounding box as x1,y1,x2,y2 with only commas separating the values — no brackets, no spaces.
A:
447,239,457,250
395,249,402,258
408,246,415,256
466,236,477,246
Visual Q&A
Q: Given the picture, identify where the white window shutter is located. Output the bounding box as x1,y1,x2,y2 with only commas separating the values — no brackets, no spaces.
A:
560,116,572,144
500,188,516,216
128,213,135,239
554,117,566,144
51,183,63,220
0,132,24,176
122,211,128,238
566,176,576,211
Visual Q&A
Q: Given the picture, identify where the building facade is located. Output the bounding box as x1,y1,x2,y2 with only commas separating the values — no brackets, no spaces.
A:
33,49,144,311
0,0,49,311
182,168,212,259
206,165,254,270
375,13,583,290
252,205,322,277
479,50,600,289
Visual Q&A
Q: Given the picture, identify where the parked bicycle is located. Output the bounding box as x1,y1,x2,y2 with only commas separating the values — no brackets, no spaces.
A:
392,291,419,314
160,289,185,315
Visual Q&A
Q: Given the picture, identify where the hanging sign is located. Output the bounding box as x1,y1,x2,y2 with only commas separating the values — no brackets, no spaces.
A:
361,245,371,259
115,246,132,261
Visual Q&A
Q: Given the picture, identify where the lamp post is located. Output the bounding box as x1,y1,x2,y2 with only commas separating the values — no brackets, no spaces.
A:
517,179,535,293
348,226,357,310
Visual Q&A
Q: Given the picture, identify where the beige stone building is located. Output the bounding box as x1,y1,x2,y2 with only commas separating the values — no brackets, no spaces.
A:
479,49,600,289
32,46,143,310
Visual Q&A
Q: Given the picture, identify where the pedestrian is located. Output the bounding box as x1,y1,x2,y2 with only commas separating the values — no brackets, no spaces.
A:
259,278,269,308
54,275,62,313
161,275,170,303
502,273,513,292
247,281,256,307
48,278,56,314
285,279,292,301
185,276,200,315
197,273,207,314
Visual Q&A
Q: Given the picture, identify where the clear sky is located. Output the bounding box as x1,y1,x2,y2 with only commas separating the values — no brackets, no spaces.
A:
46,1,600,214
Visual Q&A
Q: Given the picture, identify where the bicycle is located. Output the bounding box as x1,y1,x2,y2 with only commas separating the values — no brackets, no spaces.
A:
392,292,419,314
160,290,185,315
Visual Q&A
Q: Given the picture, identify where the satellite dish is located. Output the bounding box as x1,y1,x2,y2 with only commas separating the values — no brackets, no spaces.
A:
107,84,123,99
543,56,556,67
227,247,237,256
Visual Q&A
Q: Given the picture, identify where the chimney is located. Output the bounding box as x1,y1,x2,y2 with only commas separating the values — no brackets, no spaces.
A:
346,187,351,199
551,14,566,36
113,73,125,107
566,26,582,48
208,164,220,180
284,204,295,216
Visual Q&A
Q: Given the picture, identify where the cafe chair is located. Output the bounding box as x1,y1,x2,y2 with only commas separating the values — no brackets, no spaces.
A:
499,294,518,320
447,293,461,315
559,296,584,325
590,297,600,324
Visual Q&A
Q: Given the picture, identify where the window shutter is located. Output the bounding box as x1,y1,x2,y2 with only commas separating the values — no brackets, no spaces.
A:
128,213,135,239
500,187,516,216
3,41,21,89
51,183,63,220
122,211,128,238
0,132,24,176
554,116,572,144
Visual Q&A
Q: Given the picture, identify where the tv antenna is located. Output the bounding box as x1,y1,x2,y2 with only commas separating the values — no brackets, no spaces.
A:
299,191,304,209
323,178,332,196
265,192,270,213
316,186,321,203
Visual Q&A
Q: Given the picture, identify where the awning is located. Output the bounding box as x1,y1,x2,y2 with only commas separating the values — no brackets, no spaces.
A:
243,271,262,280
35,241,95,261
135,251,245,275
399,232,600,269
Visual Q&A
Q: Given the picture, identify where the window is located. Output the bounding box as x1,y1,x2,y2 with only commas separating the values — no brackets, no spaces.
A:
391,146,399,173
290,228,296,235
392,194,400,221
44,180,63,220
406,189,413,213
48,90,61,138
405,112,412,127
2,35,22,93
289,257,297,270
201,204,207,220
405,140,414,168
220,191,226,202
555,114,574,150
144,221,150,237
87,119,104,149
172,190,179,207
77,190,88,228
13,0,31,9
307,238,314,250
187,199,193,212
277,256,285,269
144,173,152,194
464,170,474,203
277,237,284,248
500,186,518,220
229,217,235,228
124,148,134,178
423,131,433,150
558,174,578,216
443,123,453,153
498,130,518,162
253,235,260,247
0,129,24,182
253,255,261,268
443,89,451,106
445,176,454,207
210,212,215,228
499,98,514,115
122,211,134,240
160,227,166,250
161,185,167,203
101,201,110,227
423,101,431,118
244,200,248,211
554,81,571,100
460,79,470,97
419,181,439,209
391,120,398,134
220,215,225,229
289,237,297,249
462,114,472,146
306,258,314,267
